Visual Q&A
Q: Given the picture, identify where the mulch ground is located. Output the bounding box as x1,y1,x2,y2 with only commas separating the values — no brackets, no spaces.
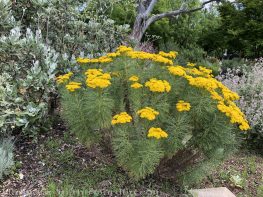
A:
0,123,262,197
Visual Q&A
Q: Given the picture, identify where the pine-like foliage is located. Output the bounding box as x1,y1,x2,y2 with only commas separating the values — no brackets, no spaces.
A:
58,46,249,185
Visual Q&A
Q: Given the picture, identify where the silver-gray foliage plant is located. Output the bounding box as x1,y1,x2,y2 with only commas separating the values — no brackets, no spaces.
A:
218,59,263,144
0,0,130,137
0,138,14,179
0,27,58,137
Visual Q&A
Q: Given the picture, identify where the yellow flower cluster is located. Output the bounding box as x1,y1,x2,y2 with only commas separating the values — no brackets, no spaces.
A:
186,67,213,78
66,82,82,92
56,72,73,84
185,76,239,102
147,127,168,139
129,75,143,89
159,51,178,59
137,107,159,121
217,101,250,131
111,112,132,125
126,51,174,65
116,45,133,53
131,82,143,89
77,56,113,64
182,71,248,130
176,100,191,112
167,65,186,77
145,78,171,93
107,52,121,58
187,62,196,67
129,75,139,82
85,69,111,89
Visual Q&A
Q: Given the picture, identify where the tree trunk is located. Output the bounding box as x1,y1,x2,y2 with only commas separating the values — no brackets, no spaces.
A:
130,17,145,45
129,0,219,46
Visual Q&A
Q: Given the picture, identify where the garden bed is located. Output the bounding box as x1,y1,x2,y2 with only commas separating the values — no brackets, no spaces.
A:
0,122,262,197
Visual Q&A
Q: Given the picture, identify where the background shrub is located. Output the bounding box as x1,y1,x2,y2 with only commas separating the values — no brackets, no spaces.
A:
218,59,263,150
0,27,58,137
11,0,130,58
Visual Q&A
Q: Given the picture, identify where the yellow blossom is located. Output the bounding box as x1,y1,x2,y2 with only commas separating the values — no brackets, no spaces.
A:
167,65,186,76
199,66,213,76
117,45,133,53
147,127,168,139
159,51,178,59
107,52,121,58
66,81,81,92
176,100,191,112
129,75,139,82
56,72,73,84
217,101,250,131
111,112,132,125
126,51,174,65
85,69,111,89
187,62,196,67
131,82,143,89
145,78,171,93
137,107,159,121
77,56,113,64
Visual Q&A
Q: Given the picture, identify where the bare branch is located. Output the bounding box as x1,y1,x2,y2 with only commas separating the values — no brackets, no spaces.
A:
145,0,218,29
144,0,158,18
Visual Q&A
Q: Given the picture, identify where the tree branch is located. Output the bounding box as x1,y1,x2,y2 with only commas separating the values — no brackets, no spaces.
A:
144,0,158,18
145,0,219,29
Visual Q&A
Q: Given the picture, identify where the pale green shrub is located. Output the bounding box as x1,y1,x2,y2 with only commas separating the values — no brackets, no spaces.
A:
0,27,58,137
0,138,14,179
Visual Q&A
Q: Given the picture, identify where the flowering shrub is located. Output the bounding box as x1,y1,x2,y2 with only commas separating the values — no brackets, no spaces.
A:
218,59,263,148
59,46,249,184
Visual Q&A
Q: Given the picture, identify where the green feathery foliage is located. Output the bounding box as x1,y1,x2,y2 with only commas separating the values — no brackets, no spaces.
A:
58,46,249,185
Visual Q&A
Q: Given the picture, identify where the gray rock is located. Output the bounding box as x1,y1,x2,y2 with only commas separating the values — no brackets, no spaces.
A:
189,187,236,197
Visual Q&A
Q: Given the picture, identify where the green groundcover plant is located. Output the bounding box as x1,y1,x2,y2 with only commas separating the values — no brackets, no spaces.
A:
58,46,250,185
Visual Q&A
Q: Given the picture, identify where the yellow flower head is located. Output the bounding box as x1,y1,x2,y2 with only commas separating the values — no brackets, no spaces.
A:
85,69,111,89
129,75,139,82
137,107,159,121
222,88,240,101
147,127,168,139
111,112,132,125
176,100,191,112
66,81,81,92
239,121,250,131
126,51,174,65
145,78,171,93
56,72,73,84
168,66,186,77
117,45,133,53
107,52,121,58
187,62,196,67
131,82,143,89
199,66,213,76
85,69,103,76
159,51,178,59
77,56,113,64
217,101,250,131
